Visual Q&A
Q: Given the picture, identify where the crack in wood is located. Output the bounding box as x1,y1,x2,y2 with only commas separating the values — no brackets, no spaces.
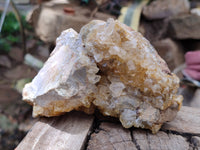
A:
87,122,137,150
16,112,94,150
17,106,200,150
162,128,200,149
83,117,99,150
131,130,141,150
146,131,152,150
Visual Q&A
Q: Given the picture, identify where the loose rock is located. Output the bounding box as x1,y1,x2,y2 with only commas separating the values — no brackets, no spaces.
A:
190,88,200,108
9,47,24,62
139,19,169,42
0,55,11,68
4,65,37,80
191,136,200,148
23,19,183,133
28,4,115,43
143,0,190,20
153,38,184,71
168,14,200,39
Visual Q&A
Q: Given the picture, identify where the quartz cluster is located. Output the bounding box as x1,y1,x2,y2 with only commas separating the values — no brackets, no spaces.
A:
23,19,183,133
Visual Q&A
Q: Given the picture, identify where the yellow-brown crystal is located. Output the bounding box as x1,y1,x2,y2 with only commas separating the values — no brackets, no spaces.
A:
23,19,183,133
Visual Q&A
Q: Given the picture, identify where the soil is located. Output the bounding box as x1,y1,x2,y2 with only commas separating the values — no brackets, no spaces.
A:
0,38,48,150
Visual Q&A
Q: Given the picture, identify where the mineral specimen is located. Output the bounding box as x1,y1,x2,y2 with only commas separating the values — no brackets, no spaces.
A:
23,19,183,133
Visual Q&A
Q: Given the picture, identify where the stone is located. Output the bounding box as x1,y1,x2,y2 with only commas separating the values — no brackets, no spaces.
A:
9,47,24,62
27,3,116,43
168,14,200,39
4,65,37,80
190,89,200,108
0,55,11,68
191,8,200,16
139,19,169,42
36,45,50,59
179,86,196,107
26,39,37,52
152,38,184,71
24,54,44,70
191,136,200,148
23,19,183,133
0,87,21,103
143,0,190,20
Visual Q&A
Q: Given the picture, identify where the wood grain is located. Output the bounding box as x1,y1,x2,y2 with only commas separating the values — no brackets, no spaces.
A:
87,122,190,150
16,111,94,150
17,106,200,150
132,129,189,150
87,122,137,150
162,106,200,135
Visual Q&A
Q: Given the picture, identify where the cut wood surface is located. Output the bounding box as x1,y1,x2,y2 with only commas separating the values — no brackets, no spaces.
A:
87,123,190,150
162,106,200,135
17,106,200,150
132,129,189,150
16,111,94,150
87,123,137,150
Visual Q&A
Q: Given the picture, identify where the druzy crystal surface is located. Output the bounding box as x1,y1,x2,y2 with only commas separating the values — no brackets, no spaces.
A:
23,19,183,133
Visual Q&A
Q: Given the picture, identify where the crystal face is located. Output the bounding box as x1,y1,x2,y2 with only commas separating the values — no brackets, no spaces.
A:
23,19,183,133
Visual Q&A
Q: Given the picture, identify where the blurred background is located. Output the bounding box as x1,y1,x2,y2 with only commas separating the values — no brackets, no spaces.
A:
0,0,200,149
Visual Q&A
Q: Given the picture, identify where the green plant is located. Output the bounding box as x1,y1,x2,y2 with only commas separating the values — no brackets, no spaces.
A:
0,38,10,52
0,12,19,53
1,12,20,35
0,12,32,53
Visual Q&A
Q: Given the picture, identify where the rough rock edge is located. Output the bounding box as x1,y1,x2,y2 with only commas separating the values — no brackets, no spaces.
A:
23,19,182,133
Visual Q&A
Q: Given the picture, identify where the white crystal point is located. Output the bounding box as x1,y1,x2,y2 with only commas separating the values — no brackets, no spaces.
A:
23,29,100,117
23,19,182,133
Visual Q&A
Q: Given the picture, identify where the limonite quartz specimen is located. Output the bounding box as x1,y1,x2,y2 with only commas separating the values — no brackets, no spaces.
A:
23,19,183,133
